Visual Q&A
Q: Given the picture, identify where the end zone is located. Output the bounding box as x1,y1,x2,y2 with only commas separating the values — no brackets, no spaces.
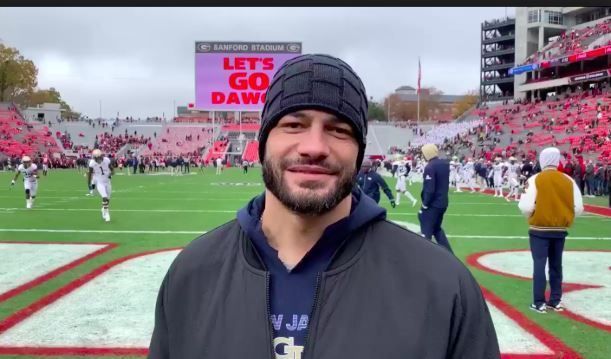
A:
0,241,116,304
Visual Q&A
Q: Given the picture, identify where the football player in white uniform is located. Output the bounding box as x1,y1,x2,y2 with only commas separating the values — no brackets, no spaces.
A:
11,156,39,209
455,159,465,192
87,149,114,222
394,160,418,207
460,158,478,193
504,156,521,202
215,157,223,175
492,157,505,197
449,156,459,188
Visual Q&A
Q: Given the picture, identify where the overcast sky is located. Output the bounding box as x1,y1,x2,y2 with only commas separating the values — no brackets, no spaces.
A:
0,7,515,119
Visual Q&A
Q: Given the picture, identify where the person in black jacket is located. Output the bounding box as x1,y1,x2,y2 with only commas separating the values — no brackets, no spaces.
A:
148,54,500,359
418,143,453,253
356,159,396,207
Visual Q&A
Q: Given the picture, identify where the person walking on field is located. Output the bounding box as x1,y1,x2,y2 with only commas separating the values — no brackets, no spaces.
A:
418,143,453,253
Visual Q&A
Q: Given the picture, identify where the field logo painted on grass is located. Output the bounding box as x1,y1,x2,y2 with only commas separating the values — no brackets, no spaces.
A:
469,250,611,332
0,248,581,357
0,242,115,304
482,287,581,358
0,249,180,356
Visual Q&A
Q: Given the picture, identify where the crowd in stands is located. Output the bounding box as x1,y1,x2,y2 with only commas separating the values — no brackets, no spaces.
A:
397,84,610,173
55,129,150,156
56,131,74,149
95,132,149,155
407,119,484,149
1,105,61,157
523,18,611,65
138,126,214,158
173,115,260,125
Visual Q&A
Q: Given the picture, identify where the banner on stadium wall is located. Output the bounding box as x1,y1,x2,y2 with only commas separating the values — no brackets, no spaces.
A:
508,63,538,76
194,41,302,111
568,69,610,84
511,45,611,75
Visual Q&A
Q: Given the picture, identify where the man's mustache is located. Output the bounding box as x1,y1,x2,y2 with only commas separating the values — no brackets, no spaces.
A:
278,158,343,173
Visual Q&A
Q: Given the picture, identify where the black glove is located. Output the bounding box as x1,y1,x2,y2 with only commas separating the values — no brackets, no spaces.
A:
390,199,396,208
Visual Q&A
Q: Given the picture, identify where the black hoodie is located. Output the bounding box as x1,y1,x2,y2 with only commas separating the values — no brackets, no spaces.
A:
237,190,386,355
148,189,500,359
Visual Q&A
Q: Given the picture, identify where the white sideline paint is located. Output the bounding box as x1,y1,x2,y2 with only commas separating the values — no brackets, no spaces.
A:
477,251,611,328
0,207,603,220
388,221,611,241
0,228,609,240
0,243,107,297
0,250,180,347
390,220,421,233
487,302,553,355
0,250,557,354
0,229,207,234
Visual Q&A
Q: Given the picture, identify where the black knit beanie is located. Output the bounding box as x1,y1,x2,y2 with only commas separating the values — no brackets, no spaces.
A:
258,54,369,169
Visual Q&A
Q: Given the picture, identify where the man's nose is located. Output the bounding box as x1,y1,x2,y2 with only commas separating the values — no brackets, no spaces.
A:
295,126,330,159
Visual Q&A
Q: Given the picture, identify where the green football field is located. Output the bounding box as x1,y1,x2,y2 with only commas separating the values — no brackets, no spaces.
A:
0,168,609,359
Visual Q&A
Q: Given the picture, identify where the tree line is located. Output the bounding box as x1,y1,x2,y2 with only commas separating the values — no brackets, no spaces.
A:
0,42,78,118
367,88,478,122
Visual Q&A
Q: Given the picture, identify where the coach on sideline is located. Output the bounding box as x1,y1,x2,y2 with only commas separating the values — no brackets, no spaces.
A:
418,143,453,253
356,159,396,207
518,147,584,313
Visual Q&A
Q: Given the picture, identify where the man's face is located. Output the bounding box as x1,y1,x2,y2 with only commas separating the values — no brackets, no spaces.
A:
262,109,359,216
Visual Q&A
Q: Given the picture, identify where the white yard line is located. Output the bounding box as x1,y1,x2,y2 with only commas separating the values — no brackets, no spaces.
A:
448,235,611,240
0,207,604,220
0,227,608,240
0,207,236,213
0,228,206,234
389,212,604,218
0,196,254,201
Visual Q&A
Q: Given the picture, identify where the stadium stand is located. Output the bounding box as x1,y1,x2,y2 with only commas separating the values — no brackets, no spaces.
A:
468,90,609,162
522,18,611,65
242,140,259,162
365,123,415,156
408,119,484,149
204,139,230,163
139,125,214,157
396,87,610,165
0,103,61,158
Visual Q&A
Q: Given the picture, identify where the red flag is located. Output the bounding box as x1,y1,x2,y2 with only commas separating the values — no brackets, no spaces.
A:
417,57,421,94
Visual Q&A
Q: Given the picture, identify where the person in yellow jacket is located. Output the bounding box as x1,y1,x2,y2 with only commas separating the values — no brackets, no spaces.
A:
518,147,584,313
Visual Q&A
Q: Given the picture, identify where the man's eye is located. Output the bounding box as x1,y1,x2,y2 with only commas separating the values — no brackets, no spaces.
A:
331,127,352,136
280,122,303,129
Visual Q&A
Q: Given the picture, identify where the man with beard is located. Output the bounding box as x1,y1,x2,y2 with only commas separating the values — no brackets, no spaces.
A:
148,54,499,359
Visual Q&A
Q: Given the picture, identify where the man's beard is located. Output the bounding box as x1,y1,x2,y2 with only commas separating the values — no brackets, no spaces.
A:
262,155,356,216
